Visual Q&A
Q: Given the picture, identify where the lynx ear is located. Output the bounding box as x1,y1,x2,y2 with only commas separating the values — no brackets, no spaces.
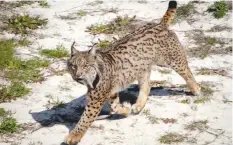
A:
88,43,98,55
71,41,78,56
89,47,96,55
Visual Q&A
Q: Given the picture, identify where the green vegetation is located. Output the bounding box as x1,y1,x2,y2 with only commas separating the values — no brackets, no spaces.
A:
193,97,210,104
159,133,184,144
39,0,50,8
7,15,48,35
0,108,8,118
0,118,19,134
96,40,111,48
208,1,229,19
87,15,136,34
77,10,87,17
0,39,15,70
40,45,69,58
0,108,19,134
180,99,189,104
0,39,50,101
0,82,31,102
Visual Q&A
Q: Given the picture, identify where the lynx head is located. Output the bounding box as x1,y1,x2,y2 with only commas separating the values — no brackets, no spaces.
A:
67,42,101,89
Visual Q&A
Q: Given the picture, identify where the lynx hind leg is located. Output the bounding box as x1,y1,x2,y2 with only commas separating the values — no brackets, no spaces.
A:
132,71,151,114
108,93,131,116
168,48,201,96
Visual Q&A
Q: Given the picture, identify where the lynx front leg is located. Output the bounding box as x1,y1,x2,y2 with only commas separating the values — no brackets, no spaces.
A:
108,93,131,116
64,91,106,145
132,71,151,114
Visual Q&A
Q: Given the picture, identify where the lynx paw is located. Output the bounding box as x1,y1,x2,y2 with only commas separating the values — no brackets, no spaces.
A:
64,132,82,145
122,102,132,116
131,103,143,115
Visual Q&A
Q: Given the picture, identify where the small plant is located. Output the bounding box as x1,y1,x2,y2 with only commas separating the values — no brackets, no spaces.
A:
194,97,210,104
6,69,43,83
0,82,31,102
5,58,50,82
87,24,111,34
200,85,214,97
180,99,189,104
159,133,184,144
7,15,48,34
159,69,171,74
87,15,136,34
39,0,50,8
96,40,111,48
0,108,8,118
0,108,19,134
40,45,69,58
0,117,19,134
185,120,208,131
77,10,87,17
45,96,65,109
208,1,228,19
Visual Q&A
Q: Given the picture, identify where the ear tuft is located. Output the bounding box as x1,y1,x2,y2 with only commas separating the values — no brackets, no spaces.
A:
88,43,98,55
71,41,78,56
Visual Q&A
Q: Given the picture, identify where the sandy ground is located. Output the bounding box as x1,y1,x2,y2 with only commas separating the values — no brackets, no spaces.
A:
0,0,232,145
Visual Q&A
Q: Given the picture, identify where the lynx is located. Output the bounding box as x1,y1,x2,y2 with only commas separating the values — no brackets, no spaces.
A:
65,1,201,144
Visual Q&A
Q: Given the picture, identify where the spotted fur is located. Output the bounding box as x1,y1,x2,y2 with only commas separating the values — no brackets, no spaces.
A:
65,1,201,144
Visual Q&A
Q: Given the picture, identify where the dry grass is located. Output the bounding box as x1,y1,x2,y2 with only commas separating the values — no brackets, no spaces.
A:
185,120,208,131
159,133,185,144
86,15,136,35
172,2,196,24
186,30,231,59
196,68,228,77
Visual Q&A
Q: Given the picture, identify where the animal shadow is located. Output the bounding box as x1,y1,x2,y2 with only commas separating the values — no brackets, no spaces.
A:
31,84,192,131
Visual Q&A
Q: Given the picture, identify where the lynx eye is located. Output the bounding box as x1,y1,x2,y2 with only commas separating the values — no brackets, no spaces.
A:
72,65,76,70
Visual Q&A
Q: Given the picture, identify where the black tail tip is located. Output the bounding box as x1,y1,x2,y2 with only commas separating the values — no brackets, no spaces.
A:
168,1,177,9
